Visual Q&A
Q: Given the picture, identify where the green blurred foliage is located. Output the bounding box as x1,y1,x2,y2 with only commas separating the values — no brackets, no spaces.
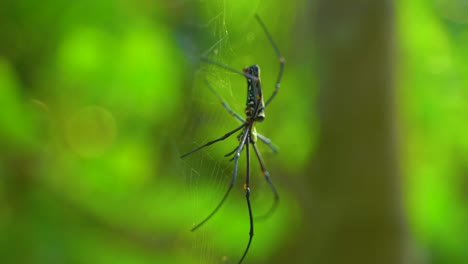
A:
398,0,468,263
0,0,467,263
0,0,300,263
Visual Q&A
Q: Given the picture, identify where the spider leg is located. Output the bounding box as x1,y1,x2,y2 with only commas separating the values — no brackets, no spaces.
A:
225,145,238,158
190,127,250,232
180,123,246,158
256,133,279,153
201,56,259,81
251,141,279,220
205,79,245,122
239,134,253,264
254,14,285,108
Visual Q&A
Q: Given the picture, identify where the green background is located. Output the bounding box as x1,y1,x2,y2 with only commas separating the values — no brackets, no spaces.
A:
1,0,467,263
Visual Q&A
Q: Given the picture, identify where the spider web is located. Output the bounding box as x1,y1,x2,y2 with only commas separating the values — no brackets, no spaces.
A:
177,5,277,264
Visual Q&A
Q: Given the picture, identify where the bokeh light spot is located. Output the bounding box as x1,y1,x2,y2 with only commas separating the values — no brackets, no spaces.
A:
64,106,117,158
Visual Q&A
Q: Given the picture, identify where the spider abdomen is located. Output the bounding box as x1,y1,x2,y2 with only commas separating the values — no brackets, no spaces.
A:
244,64,265,121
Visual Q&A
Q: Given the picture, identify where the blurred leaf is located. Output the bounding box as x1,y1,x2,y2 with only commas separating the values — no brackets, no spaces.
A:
0,59,38,149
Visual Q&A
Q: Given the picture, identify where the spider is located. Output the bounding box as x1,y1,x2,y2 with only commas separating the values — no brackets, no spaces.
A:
180,14,285,264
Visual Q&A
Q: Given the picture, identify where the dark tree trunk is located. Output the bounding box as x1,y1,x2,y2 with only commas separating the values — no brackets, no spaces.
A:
296,1,407,264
